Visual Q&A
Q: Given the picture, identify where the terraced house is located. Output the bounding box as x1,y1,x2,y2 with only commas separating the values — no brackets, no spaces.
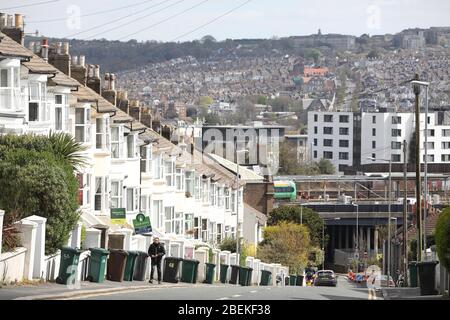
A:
0,16,268,254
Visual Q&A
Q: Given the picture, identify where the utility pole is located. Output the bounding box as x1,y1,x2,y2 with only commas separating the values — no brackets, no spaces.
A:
413,74,423,262
403,139,408,285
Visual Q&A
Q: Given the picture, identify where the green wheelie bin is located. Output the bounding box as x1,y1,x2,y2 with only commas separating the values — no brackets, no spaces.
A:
289,275,297,286
56,246,84,285
123,251,139,281
239,266,251,286
181,259,200,283
204,263,216,284
408,261,418,287
220,264,229,284
87,248,109,283
260,270,272,286
246,267,254,286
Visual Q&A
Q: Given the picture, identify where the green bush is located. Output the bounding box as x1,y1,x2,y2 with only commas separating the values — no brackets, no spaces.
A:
435,208,450,269
0,134,82,254
219,237,236,253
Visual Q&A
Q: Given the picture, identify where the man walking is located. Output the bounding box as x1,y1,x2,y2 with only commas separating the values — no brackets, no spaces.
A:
148,237,165,284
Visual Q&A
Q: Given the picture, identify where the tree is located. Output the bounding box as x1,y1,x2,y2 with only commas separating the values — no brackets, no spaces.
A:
267,205,325,246
435,208,450,270
257,95,268,105
48,131,88,171
257,222,311,274
317,158,335,174
304,48,321,64
197,96,213,107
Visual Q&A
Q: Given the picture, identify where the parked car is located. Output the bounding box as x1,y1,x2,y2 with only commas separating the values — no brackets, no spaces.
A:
369,275,395,288
314,270,337,287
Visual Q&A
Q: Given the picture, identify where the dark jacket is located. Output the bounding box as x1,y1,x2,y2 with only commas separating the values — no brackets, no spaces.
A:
148,242,166,261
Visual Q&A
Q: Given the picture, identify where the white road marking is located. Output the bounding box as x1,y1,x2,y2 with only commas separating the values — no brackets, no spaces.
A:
250,290,257,293
231,294,242,297
217,297,230,300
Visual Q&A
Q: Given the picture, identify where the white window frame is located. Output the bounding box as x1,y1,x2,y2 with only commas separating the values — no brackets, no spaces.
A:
194,175,201,199
111,126,124,159
54,93,69,132
75,107,91,143
152,200,164,229
184,213,194,238
153,155,164,180
175,168,184,191
225,187,231,210
126,187,139,212
110,180,123,209
78,173,91,207
174,212,183,235
0,64,21,111
164,206,175,233
96,116,111,150
140,144,153,174
28,81,48,122
185,171,194,196
210,183,216,206
94,176,109,212
127,134,137,158
140,194,151,215
164,160,175,187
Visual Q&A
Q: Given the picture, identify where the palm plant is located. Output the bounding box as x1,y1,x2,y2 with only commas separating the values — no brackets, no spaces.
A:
48,131,88,171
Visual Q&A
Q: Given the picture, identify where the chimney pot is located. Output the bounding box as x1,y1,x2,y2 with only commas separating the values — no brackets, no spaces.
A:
41,39,49,61
79,55,85,67
104,73,111,90
56,42,62,54
14,14,23,30
28,41,35,52
0,13,7,29
62,42,69,55
6,15,13,28
94,65,100,79
110,73,116,90
88,64,94,78
72,55,78,66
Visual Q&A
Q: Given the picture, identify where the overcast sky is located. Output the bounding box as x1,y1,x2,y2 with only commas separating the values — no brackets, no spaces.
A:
1,0,449,42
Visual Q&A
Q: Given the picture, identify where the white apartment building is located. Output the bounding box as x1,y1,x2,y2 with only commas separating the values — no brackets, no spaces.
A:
308,111,354,173
361,111,450,165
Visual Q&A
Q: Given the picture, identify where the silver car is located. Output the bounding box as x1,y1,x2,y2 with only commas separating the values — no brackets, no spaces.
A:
314,270,337,287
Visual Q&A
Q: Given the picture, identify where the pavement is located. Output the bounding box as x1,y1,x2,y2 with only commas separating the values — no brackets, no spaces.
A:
381,287,449,300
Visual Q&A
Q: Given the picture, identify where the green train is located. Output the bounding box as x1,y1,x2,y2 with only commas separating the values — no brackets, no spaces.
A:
273,180,297,201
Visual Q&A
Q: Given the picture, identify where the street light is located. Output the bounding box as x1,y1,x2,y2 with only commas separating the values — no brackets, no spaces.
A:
322,217,341,270
352,202,359,255
411,80,430,261
368,156,392,278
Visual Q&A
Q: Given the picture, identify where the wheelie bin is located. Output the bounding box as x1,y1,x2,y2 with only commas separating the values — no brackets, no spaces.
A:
107,249,128,282
229,265,240,284
239,266,251,286
87,248,109,283
417,261,439,295
289,275,297,286
260,270,272,286
408,261,418,287
163,257,183,283
133,251,149,281
123,251,139,281
181,259,200,283
56,246,84,285
204,263,216,284
296,274,304,286
220,264,229,284
246,267,254,286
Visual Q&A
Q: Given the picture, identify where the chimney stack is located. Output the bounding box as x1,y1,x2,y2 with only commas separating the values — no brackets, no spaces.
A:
48,40,71,76
70,54,87,86
62,42,69,55
0,13,24,45
28,41,35,52
101,73,117,106
87,64,101,94
41,39,49,61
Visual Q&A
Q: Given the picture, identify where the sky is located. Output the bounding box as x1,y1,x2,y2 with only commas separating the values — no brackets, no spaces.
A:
1,0,450,42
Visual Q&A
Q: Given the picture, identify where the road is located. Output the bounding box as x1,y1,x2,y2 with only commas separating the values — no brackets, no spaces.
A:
73,276,380,300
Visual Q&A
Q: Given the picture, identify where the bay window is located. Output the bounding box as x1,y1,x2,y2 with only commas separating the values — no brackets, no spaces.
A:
77,173,91,206
140,145,153,174
110,180,123,209
94,176,109,212
54,94,68,131
164,160,175,186
0,65,21,110
127,134,136,158
164,206,175,233
185,213,194,238
126,187,139,212
185,171,194,196
194,175,201,199
75,107,91,143
225,187,231,210
28,81,49,122
111,126,124,158
153,155,164,179
152,200,163,229
175,168,184,191
96,117,111,150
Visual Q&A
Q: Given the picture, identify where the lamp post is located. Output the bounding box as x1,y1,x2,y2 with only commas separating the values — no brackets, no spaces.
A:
235,146,248,266
352,203,359,257
411,80,430,261
322,217,341,270
368,156,392,277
